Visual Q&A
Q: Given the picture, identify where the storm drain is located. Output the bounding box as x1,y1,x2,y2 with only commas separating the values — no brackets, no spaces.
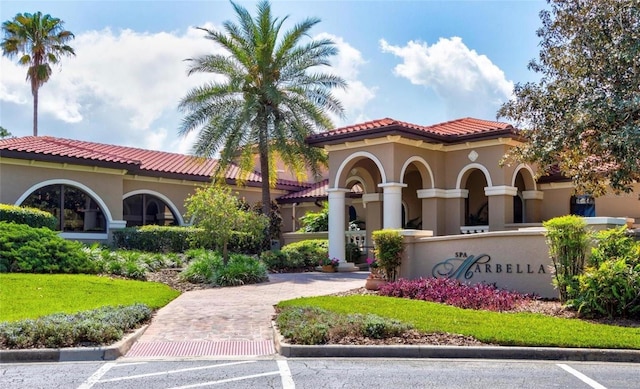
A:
125,341,275,357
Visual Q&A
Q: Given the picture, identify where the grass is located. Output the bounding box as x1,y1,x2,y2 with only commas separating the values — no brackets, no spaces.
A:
0,273,180,322
277,295,640,350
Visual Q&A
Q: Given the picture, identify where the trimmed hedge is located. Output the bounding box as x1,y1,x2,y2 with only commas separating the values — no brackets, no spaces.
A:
279,239,328,270
112,225,203,253
112,225,266,254
0,203,57,230
0,222,95,274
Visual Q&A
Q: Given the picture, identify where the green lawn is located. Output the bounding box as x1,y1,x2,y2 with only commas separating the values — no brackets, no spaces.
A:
0,273,180,322
278,295,640,349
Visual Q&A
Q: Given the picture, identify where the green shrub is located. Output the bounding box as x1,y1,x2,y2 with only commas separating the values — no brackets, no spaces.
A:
572,259,640,319
299,203,328,232
0,203,57,230
281,239,328,269
570,227,640,318
589,226,639,267
112,226,207,252
0,222,95,274
543,215,589,302
275,306,412,345
180,250,268,286
213,254,268,286
82,245,177,280
180,249,222,283
260,250,290,271
372,229,404,281
0,304,152,349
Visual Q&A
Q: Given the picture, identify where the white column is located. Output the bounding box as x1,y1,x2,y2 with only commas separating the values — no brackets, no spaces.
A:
378,182,407,229
327,188,349,263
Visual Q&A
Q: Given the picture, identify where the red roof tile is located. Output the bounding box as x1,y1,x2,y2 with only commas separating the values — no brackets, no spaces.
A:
278,179,329,202
0,136,307,187
307,117,516,145
277,179,363,203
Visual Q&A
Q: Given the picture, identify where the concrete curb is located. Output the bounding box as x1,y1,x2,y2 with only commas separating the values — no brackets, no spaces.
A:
0,325,148,363
272,323,640,363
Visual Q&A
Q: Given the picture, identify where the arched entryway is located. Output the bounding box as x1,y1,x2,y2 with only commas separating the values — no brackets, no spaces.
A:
400,157,435,230
465,170,489,226
511,164,541,224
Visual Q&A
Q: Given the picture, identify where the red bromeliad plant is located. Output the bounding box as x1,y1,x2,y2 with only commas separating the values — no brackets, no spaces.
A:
378,278,530,312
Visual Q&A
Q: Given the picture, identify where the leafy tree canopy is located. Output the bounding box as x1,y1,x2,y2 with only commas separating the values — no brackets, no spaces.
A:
499,0,640,196
0,126,11,138
184,183,268,265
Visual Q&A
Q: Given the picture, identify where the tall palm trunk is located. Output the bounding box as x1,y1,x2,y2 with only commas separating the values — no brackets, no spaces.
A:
259,129,271,217
32,83,38,136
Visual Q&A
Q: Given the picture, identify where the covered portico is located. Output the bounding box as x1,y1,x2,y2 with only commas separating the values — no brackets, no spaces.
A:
306,117,543,265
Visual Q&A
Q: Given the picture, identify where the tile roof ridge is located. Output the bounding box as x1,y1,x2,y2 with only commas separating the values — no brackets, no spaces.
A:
32,136,143,165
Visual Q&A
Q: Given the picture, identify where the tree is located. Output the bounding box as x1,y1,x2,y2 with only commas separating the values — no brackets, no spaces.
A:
0,126,11,138
179,0,346,219
498,0,640,195
1,12,75,136
184,184,268,265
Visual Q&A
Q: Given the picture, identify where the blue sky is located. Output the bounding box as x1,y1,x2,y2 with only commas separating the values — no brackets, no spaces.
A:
0,0,546,153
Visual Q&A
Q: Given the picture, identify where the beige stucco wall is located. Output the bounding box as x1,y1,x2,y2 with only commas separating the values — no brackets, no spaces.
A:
596,184,640,225
0,160,125,222
401,230,556,298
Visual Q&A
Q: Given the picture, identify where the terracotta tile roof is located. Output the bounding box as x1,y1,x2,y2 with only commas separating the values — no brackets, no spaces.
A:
278,179,328,202
277,179,363,203
0,136,308,188
307,117,516,145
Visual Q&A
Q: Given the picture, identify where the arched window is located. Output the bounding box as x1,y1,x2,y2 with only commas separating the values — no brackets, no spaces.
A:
21,184,106,232
123,194,179,227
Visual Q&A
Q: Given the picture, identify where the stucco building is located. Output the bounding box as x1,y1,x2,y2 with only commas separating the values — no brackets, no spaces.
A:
1,117,638,256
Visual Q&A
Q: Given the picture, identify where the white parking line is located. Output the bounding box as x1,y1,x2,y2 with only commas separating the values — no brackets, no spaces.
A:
557,364,607,389
277,359,295,389
97,361,255,383
77,362,116,389
168,371,280,389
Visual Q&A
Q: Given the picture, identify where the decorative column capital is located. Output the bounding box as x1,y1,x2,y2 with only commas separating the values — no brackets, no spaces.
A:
484,185,518,197
417,188,447,199
523,190,544,200
327,188,350,197
378,182,408,190
445,189,469,199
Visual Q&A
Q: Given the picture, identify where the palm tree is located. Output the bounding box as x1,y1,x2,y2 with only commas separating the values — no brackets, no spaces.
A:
1,12,75,136
179,0,346,217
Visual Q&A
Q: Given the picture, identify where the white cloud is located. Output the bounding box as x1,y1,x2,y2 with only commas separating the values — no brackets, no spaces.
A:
0,26,220,150
315,33,376,127
0,26,373,151
380,37,513,119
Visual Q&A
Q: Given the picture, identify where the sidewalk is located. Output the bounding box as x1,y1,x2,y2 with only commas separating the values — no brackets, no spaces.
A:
124,271,369,358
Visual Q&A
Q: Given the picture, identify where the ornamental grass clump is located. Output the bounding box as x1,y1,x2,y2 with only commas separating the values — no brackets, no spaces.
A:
378,278,528,312
275,306,411,345
0,304,152,349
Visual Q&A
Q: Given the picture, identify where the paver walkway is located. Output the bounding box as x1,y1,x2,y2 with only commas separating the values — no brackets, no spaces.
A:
125,271,368,358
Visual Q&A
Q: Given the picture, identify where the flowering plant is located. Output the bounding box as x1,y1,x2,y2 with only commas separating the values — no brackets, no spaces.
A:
320,256,340,268
366,257,379,268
